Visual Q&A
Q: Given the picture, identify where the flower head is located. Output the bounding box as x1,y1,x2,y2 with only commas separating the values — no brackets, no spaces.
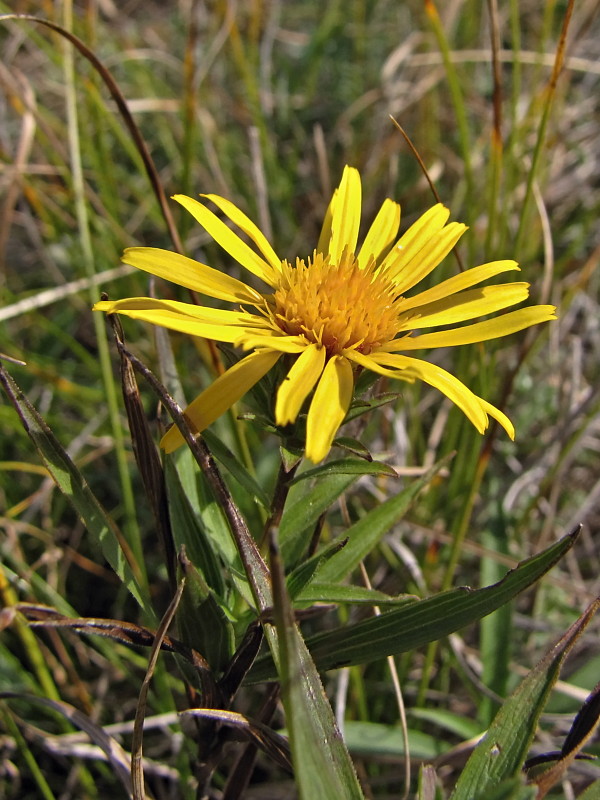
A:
94,167,556,462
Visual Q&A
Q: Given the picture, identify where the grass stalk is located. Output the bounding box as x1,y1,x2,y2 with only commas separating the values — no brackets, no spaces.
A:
424,0,474,234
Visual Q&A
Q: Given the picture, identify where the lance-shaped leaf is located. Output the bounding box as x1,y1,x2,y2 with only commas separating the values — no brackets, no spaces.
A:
249,528,579,681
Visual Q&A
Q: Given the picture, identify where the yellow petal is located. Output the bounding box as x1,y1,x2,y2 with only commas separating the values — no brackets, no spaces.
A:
202,193,282,273
380,203,450,275
275,343,326,425
397,284,530,330
306,355,354,463
381,305,557,351
173,195,277,286
235,333,308,353
160,349,281,453
345,350,488,434
398,260,519,312
316,187,335,255
93,297,260,341
388,222,467,292
357,198,401,269
121,247,262,304
93,296,256,325
480,399,515,440
328,166,362,262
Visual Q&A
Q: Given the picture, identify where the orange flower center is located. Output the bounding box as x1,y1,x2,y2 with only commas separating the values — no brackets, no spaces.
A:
272,250,402,356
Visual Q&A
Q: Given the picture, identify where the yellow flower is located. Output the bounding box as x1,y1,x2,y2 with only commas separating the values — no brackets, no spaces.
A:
94,166,556,462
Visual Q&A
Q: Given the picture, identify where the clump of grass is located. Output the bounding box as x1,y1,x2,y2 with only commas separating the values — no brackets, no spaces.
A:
1,2,600,799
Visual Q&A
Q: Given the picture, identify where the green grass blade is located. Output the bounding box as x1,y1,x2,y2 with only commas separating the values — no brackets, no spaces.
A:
203,428,271,509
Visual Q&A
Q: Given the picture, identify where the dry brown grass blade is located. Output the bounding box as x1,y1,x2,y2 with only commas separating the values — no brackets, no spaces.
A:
14,602,217,697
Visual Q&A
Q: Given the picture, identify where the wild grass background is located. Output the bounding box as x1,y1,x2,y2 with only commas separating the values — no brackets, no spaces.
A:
1,0,600,798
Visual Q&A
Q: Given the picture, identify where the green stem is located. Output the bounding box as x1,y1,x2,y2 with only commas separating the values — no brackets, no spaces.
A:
514,0,575,257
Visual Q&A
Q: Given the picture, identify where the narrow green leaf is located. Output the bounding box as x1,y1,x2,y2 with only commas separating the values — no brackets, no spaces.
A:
0,365,147,611
482,779,537,800
332,437,373,459
287,457,397,484
249,529,579,681
343,721,446,760
450,595,600,799
172,448,238,567
316,455,452,584
176,553,234,673
410,708,482,741
295,582,414,606
164,457,225,596
270,532,365,800
286,538,348,600
279,472,358,566
344,392,402,423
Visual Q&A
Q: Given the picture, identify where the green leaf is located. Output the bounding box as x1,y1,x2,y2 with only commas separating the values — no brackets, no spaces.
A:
294,582,413,606
331,437,373,459
450,594,599,799
176,553,234,673
279,472,358,566
248,529,579,682
316,455,452,584
0,365,148,611
343,721,447,760
344,392,402,423
171,448,238,568
481,779,537,800
410,708,482,741
287,457,397,484
164,457,225,596
269,534,365,800
286,538,348,600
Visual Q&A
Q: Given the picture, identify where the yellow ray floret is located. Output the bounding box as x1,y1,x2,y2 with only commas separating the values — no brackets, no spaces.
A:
94,165,556,462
